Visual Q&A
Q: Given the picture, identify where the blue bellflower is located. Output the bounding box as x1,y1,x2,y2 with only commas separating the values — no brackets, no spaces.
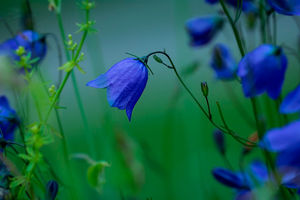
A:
280,84,300,114
0,96,18,141
87,58,148,121
210,44,237,80
185,15,224,47
267,0,300,15
237,44,287,99
0,30,47,63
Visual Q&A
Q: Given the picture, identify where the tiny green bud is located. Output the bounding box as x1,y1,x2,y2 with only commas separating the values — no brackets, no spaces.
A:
67,40,73,46
71,43,78,51
201,82,209,97
16,46,26,57
78,52,85,62
48,85,56,96
30,124,40,134
68,34,72,41
153,55,163,64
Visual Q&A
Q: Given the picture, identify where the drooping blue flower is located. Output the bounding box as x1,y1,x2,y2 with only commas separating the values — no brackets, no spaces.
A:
210,44,237,80
237,44,288,99
267,0,300,15
87,58,148,121
0,96,18,141
185,15,224,47
0,30,47,63
280,84,300,114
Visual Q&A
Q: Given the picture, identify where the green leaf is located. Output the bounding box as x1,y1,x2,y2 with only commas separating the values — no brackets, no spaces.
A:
10,176,26,188
87,161,110,188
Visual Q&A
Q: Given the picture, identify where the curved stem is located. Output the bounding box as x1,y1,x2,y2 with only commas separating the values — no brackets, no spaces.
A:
146,51,256,147
55,6,96,159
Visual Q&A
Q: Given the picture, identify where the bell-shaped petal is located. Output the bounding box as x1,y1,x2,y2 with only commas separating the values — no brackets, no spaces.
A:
260,120,300,152
210,44,237,80
280,84,300,114
185,15,224,47
250,160,269,183
212,168,249,189
0,96,18,141
0,30,47,63
87,58,148,121
237,44,287,99
267,0,300,15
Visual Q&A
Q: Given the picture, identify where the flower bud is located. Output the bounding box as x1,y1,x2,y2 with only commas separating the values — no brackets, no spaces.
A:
46,180,59,200
201,82,209,97
15,46,26,57
153,55,163,64
213,129,225,155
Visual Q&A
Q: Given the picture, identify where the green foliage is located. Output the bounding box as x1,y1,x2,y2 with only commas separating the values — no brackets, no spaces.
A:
87,161,110,192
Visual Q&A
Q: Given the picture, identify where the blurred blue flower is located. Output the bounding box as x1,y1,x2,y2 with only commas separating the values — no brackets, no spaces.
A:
0,30,47,63
280,84,300,114
205,0,258,14
212,168,250,189
260,120,300,188
237,44,287,99
205,0,219,4
46,180,59,200
210,44,237,80
185,15,224,47
227,0,258,13
213,129,226,155
250,160,269,183
212,167,253,199
267,0,300,15
0,96,18,141
260,120,300,152
87,58,148,121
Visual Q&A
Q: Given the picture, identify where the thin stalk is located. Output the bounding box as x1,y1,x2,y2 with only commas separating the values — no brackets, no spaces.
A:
219,0,245,57
146,51,256,147
36,69,73,174
55,9,96,159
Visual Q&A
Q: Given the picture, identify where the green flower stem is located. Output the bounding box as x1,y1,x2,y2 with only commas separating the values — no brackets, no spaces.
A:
219,2,289,197
219,0,245,57
146,51,255,147
54,6,97,159
259,0,267,43
36,68,75,183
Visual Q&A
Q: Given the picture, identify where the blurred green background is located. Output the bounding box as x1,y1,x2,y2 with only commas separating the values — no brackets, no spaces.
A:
0,0,300,199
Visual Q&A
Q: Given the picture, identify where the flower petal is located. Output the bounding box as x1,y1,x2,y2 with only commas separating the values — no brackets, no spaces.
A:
260,120,300,152
280,84,300,114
